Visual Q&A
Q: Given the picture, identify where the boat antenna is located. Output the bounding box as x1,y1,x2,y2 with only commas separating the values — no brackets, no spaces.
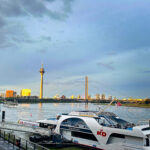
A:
98,106,104,111
96,98,116,115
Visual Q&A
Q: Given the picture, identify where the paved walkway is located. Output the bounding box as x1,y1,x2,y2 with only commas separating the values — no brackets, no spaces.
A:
0,138,22,150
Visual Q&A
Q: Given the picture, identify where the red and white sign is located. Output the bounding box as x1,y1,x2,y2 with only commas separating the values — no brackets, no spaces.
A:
97,129,107,137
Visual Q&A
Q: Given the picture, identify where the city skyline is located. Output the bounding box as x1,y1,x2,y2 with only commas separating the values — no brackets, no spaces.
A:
0,0,150,99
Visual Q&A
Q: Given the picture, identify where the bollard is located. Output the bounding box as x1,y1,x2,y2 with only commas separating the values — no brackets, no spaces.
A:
34,144,36,150
2,111,5,122
8,133,10,143
16,139,20,148
13,135,15,148
4,131,5,140
26,140,27,150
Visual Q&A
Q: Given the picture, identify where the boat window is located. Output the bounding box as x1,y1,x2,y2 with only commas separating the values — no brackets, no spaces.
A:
125,136,143,146
110,133,125,138
146,138,149,146
72,131,98,141
47,118,57,120
61,118,88,129
39,123,49,128
96,117,112,126
142,127,150,131
109,116,129,126
107,133,125,144
99,115,134,128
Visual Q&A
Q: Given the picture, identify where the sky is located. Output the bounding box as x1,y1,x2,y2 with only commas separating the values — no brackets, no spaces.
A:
0,0,150,99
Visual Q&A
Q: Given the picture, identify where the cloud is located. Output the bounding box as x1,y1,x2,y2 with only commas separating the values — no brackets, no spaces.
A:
63,0,74,14
0,0,74,51
143,70,150,73
44,81,50,85
97,62,115,70
41,36,51,41
0,43,13,49
0,17,7,27
107,52,117,56
37,49,48,54
0,0,74,20
0,23,34,50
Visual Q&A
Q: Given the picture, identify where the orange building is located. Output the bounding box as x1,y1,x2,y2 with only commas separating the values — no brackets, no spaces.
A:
6,90,14,98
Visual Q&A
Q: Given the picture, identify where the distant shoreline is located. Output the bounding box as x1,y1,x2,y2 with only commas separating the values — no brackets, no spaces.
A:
0,98,111,104
1,98,150,108
122,103,150,108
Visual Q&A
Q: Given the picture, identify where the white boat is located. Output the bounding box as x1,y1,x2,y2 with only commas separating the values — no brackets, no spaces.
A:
37,111,150,150
3,100,18,108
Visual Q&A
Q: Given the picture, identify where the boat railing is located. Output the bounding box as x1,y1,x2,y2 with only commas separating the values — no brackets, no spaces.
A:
137,120,149,126
0,129,50,150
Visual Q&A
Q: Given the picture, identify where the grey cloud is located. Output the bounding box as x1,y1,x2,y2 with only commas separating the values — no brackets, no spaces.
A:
12,37,35,44
0,23,34,50
107,52,117,56
97,62,115,70
42,36,51,41
0,0,74,50
0,1,25,17
143,70,150,73
0,0,74,20
0,43,13,49
63,0,74,14
0,17,7,27
44,81,50,85
21,0,49,17
59,78,84,86
44,0,55,2
37,49,48,54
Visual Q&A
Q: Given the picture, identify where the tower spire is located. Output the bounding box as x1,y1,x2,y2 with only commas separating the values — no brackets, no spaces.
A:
85,76,88,100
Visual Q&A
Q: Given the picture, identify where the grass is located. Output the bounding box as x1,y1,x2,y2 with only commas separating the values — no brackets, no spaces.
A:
122,103,150,108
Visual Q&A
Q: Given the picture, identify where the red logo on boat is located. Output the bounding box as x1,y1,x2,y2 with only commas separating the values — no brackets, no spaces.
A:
97,129,106,137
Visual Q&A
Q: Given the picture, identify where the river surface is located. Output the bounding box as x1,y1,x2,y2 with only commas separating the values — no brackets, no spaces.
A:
1,103,150,149
1,103,150,123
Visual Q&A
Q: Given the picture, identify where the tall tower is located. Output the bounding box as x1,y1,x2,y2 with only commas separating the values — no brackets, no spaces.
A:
40,64,45,99
85,76,88,100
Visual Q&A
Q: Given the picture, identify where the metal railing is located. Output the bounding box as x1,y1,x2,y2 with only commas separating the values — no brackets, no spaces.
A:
0,129,50,150
137,120,149,126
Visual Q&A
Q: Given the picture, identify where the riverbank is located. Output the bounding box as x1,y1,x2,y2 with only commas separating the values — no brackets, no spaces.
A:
1,98,150,108
1,98,111,104
122,103,150,108
94,102,150,108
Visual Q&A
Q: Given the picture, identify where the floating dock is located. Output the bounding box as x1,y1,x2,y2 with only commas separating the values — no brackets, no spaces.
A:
0,121,50,135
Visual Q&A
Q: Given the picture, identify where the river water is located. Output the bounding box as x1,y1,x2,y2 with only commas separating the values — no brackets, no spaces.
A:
1,103,150,124
1,103,150,149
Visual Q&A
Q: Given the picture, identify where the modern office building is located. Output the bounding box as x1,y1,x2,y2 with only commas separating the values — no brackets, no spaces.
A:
95,94,100,100
108,95,113,101
6,90,15,98
101,93,106,100
20,89,31,97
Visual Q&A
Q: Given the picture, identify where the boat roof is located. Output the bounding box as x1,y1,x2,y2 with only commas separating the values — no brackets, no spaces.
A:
68,110,116,118
37,118,58,125
68,110,98,117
